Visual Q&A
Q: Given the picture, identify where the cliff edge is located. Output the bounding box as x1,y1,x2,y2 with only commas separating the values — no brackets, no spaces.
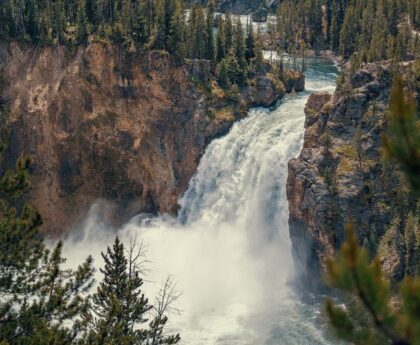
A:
0,41,296,234
287,61,419,288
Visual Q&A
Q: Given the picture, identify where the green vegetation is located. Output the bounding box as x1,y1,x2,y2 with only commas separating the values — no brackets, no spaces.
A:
275,0,420,62
0,0,268,90
0,145,180,344
326,75,420,345
0,144,95,343
382,75,420,194
326,224,420,345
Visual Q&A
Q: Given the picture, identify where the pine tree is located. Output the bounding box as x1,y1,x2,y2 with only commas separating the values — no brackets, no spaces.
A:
369,1,388,61
0,144,94,344
87,236,151,344
224,12,233,54
382,76,420,194
216,16,226,62
254,28,264,73
329,8,340,51
195,6,207,59
76,0,89,43
325,225,420,345
206,0,215,62
153,0,166,50
416,0,420,29
226,54,246,86
86,237,180,345
132,0,148,44
27,0,39,40
218,58,229,87
168,0,186,59
245,19,255,63
325,0,332,41
339,6,357,58
234,17,247,75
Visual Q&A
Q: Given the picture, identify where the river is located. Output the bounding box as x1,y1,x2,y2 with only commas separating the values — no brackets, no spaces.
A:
65,57,339,344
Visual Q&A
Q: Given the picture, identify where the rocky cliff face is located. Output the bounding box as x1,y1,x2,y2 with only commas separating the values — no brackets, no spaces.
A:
0,42,289,235
287,62,419,288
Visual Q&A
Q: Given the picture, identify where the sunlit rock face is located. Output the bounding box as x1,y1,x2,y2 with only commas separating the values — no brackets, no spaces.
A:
0,42,239,234
0,41,287,235
64,57,339,345
287,62,418,288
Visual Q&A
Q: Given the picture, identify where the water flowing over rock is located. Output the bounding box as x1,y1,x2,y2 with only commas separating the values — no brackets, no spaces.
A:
65,57,339,344
0,42,288,235
0,42,237,234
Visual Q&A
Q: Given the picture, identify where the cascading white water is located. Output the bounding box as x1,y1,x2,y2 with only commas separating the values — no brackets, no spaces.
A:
65,57,338,345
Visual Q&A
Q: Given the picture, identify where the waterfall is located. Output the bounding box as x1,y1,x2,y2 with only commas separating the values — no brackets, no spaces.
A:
64,57,338,345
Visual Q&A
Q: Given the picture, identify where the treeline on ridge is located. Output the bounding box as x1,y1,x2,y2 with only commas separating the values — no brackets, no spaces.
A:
275,0,420,62
0,0,271,88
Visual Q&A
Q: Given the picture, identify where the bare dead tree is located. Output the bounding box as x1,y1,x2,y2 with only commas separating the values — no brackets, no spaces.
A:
126,236,151,280
146,276,182,345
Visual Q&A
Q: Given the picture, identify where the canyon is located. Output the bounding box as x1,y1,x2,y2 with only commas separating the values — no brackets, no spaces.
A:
0,41,302,234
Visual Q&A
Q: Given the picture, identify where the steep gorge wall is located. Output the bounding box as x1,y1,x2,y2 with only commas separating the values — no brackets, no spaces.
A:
287,62,419,288
0,42,244,235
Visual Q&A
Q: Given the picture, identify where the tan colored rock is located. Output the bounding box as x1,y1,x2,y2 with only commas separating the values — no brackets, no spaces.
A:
287,61,418,288
0,42,239,235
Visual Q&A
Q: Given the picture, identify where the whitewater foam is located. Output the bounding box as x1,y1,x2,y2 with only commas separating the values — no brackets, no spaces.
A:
64,57,338,344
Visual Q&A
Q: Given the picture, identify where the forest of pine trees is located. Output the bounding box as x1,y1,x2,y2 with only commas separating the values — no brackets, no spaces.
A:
0,0,267,89
2,0,418,90
275,0,420,62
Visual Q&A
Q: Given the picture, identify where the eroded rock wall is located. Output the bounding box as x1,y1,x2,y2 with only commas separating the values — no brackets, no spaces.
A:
0,42,241,234
287,62,418,288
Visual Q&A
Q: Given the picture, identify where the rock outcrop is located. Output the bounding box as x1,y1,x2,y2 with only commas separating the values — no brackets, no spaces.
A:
0,41,287,235
284,70,305,92
287,62,419,288
244,74,285,107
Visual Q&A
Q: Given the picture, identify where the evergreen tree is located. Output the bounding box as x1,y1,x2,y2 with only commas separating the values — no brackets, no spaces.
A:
76,0,89,43
86,237,180,345
218,58,229,87
382,76,420,194
224,12,233,54
226,54,246,86
87,236,151,344
369,2,388,61
245,19,255,63
234,17,247,75
339,6,357,58
325,0,332,42
27,0,39,40
216,16,226,62
168,0,186,59
206,0,215,62
326,225,420,345
254,28,264,73
0,144,94,344
153,0,166,50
